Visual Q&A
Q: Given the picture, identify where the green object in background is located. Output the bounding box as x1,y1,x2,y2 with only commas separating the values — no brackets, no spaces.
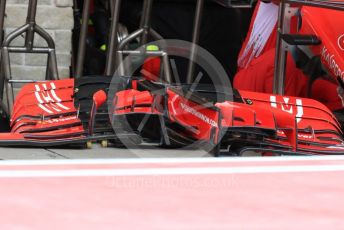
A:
146,45,159,51
100,44,107,51
79,19,93,26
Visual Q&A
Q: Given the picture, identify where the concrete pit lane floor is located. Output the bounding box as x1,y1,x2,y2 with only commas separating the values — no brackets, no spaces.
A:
0,144,212,160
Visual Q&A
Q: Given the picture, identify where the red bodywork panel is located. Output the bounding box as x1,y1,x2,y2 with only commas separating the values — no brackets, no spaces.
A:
300,6,344,83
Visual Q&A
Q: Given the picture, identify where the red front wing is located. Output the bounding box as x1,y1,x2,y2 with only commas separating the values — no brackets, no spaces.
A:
0,79,92,146
112,81,344,155
0,77,344,154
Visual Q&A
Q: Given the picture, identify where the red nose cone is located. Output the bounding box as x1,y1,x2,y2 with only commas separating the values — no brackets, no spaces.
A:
93,90,107,108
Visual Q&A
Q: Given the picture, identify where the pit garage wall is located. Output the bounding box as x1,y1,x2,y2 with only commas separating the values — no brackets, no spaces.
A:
4,0,73,82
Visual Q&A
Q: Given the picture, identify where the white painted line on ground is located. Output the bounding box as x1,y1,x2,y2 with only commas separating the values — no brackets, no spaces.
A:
1,155,344,166
1,164,344,177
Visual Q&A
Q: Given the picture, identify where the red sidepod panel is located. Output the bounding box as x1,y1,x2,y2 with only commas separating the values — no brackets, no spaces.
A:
300,6,344,82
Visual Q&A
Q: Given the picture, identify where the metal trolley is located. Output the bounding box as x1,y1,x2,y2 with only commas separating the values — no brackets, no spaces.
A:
98,0,254,84
0,0,59,115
